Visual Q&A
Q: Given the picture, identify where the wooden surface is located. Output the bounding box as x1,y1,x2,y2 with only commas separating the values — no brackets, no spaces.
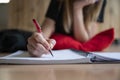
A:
8,0,50,31
0,64,120,80
8,0,120,38
0,45,120,80
98,0,120,38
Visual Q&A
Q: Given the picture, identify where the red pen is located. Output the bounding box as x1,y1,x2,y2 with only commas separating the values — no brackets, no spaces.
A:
32,19,54,57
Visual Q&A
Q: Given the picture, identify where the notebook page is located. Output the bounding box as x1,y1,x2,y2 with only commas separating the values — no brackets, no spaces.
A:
3,49,86,60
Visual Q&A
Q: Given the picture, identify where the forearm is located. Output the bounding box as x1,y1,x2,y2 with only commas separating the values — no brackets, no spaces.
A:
86,22,98,38
41,18,55,39
73,9,89,42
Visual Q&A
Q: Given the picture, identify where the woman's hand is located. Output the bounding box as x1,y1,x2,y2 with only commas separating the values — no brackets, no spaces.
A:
74,0,97,9
27,32,56,57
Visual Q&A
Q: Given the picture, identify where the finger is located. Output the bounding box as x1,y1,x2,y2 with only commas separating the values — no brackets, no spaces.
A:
88,0,96,4
36,43,49,54
27,43,49,57
33,32,50,50
28,34,48,51
47,39,56,49
27,44,41,57
92,0,97,3
28,37,38,49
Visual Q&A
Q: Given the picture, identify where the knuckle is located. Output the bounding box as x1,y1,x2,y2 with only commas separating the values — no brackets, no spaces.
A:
27,37,32,43
35,43,41,49
33,32,39,37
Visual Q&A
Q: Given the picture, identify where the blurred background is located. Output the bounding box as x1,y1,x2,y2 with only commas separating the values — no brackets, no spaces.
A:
0,0,120,40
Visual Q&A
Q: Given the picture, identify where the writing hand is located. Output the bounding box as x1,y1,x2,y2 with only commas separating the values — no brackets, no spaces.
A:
27,32,56,57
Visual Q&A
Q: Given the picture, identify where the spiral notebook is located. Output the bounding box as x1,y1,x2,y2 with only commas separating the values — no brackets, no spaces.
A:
0,49,120,64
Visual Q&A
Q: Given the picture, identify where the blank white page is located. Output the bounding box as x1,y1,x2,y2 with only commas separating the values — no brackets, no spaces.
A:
2,49,86,60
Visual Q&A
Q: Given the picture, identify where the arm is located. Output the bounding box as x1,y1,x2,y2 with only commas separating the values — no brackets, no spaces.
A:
27,0,58,57
73,8,89,42
27,18,56,57
42,18,55,39
42,0,59,39
73,0,97,42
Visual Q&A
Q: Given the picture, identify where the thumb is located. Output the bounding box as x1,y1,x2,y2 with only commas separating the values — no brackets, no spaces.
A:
47,39,56,49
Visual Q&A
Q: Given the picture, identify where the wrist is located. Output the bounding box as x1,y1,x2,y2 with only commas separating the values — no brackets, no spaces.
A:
73,8,83,17
73,5,83,13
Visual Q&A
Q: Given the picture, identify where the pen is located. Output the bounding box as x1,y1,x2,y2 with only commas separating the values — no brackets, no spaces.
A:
32,19,54,57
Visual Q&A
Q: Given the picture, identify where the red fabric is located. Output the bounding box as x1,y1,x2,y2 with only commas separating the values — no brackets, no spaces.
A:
51,33,84,50
51,28,114,52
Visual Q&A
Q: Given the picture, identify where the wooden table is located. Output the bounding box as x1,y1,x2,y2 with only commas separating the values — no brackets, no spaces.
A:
0,45,120,80
0,64,120,80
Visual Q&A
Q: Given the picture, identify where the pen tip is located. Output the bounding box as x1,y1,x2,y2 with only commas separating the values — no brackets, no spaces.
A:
49,50,54,57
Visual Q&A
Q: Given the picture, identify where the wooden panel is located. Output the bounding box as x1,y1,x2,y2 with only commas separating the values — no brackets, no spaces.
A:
109,0,120,38
0,64,120,80
8,0,120,38
98,0,120,38
8,0,50,31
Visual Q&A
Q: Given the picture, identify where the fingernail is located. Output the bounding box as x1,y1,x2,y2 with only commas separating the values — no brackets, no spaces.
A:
51,39,56,46
50,39,56,49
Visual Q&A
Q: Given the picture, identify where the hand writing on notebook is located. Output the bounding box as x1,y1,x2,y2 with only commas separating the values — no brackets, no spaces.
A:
27,19,56,57
27,32,56,57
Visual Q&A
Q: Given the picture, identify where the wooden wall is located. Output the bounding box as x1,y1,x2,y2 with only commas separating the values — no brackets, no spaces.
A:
8,0,50,31
98,0,120,38
8,0,120,38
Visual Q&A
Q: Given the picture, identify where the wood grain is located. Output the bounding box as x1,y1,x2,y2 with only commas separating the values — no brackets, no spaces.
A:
0,64,120,80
